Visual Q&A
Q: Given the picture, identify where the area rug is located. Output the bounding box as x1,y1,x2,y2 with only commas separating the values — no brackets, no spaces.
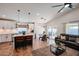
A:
32,46,54,56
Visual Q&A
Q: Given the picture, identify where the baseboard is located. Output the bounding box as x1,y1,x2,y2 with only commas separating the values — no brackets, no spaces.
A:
0,41,12,44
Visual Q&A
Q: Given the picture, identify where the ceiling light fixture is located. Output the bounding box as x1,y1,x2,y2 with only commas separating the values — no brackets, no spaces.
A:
17,9,31,22
41,17,46,20
41,17,44,19
65,4,69,8
17,10,20,12
44,19,46,20
17,9,21,22
28,12,31,15
36,13,40,16
59,4,69,13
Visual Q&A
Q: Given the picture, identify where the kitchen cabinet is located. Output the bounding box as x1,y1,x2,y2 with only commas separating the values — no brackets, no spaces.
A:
0,18,16,29
0,18,16,43
0,34,12,43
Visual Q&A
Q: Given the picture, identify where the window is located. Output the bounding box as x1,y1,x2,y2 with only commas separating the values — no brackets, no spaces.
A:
66,23,79,35
47,26,52,36
47,26,57,38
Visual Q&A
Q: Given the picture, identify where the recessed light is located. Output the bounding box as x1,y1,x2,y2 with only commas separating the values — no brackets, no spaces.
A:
36,13,40,16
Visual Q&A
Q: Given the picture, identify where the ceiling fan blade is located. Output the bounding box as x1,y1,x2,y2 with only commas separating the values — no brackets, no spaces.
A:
52,5,63,7
69,3,73,8
57,6,65,13
64,3,73,8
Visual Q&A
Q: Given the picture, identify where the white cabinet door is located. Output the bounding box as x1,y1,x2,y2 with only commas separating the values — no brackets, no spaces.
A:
1,35,5,42
1,35,7,42
0,34,12,43
6,34,8,42
7,34,12,41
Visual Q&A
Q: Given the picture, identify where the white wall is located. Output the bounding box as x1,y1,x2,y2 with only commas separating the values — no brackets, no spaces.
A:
34,23,45,39
46,8,79,35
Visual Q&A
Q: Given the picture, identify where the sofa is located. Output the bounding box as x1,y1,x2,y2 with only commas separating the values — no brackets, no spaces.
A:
55,33,79,51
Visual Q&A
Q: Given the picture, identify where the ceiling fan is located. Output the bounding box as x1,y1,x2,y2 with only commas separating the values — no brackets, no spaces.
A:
52,3,73,13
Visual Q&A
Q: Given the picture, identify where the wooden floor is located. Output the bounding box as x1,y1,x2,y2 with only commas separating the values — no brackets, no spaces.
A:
0,39,48,56
0,39,79,56
33,39,48,50
0,42,32,56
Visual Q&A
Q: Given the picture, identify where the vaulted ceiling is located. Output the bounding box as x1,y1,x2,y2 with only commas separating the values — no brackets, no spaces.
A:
0,3,79,23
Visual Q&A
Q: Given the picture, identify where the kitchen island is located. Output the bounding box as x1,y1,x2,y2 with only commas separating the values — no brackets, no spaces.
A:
13,34,33,49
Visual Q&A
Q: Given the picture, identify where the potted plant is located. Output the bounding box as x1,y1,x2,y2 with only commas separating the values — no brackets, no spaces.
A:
22,31,26,35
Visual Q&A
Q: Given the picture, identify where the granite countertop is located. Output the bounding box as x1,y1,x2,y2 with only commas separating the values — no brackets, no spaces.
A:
13,33,34,37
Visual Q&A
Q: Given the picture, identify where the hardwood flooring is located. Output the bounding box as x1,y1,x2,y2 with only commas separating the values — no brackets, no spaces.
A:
0,39,79,56
33,39,48,50
0,39,47,56
0,42,32,56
